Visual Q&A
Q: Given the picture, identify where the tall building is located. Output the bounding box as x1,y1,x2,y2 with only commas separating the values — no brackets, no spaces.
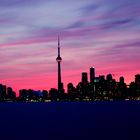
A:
90,67,95,83
56,36,63,91
82,72,88,83
120,76,124,83
135,74,140,84
106,74,112,82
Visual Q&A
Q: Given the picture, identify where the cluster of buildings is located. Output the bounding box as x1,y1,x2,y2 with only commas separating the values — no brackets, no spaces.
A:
0,38,140,102
0,84,16,101
0,70,140,102
66,70,140,101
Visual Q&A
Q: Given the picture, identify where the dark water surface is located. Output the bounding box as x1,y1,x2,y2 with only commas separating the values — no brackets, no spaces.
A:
0,101,140,140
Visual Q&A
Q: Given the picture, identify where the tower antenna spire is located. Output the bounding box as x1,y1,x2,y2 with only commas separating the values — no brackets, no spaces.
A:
58,35,60,47
58,35,60,57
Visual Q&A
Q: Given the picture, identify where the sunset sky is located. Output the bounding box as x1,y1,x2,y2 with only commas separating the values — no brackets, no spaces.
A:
0,0,140,95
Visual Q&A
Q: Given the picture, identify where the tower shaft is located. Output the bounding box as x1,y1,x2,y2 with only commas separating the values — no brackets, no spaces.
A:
58,61,61,88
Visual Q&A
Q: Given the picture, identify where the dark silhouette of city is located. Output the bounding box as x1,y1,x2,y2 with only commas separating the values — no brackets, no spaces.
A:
0,37,140,102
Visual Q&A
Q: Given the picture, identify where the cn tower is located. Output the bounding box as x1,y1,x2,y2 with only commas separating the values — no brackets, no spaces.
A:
56,36,62,91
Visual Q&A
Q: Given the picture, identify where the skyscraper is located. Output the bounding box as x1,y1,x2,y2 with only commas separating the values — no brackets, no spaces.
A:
90,67,95,83
135,74,140,84
56,36,63,91
106,74,112,82
82,72,88,83
120,76,124,83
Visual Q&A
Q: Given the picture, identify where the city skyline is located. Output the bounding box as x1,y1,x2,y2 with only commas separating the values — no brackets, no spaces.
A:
0,0,140,96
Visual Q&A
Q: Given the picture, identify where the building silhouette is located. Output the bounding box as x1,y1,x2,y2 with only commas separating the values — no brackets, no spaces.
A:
82,72,88,83
56,36,63,92
90,67,95,83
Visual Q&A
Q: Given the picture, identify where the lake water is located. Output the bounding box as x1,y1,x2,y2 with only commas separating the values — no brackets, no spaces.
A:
0,101,140,140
